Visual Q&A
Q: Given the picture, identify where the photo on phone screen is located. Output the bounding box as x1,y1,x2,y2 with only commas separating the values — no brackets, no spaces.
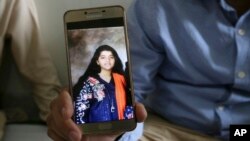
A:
64,6,136,133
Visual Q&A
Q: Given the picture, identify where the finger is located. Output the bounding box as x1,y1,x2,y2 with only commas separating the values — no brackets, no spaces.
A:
47,107,82,141
49,89,73,121
47,127,67,141
59,89,74,120
135,102,147,122
46,114,65,140
46,111,67,140
47,89,82,141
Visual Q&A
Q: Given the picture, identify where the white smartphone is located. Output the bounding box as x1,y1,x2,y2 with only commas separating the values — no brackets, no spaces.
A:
64,6,136,134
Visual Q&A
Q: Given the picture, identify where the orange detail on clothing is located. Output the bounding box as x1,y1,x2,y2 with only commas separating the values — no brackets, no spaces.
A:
113,73,126,120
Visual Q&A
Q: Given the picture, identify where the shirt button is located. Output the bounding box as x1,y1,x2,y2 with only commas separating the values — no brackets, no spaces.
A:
238,29,245,36
238,71,246,79
217,105,224,111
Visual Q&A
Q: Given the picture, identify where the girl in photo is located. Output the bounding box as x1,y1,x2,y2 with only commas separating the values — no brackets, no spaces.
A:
73,45,133,124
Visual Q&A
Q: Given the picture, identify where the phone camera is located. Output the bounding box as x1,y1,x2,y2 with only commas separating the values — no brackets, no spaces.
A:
102,10,106,13
84,11,88,15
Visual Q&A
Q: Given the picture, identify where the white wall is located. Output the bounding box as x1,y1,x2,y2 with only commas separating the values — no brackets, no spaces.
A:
34,0,133,85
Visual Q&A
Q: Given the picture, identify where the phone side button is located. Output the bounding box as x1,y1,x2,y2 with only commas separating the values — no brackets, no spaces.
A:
98,123,112,130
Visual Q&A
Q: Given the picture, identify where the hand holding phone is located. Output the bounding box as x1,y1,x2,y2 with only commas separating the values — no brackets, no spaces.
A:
46,89,147,141
63,6,136,134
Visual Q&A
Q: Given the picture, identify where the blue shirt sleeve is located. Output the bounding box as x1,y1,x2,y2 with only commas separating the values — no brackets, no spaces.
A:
127,0,165,103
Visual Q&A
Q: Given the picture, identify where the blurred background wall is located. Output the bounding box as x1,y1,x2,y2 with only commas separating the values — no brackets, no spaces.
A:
34,0,133,85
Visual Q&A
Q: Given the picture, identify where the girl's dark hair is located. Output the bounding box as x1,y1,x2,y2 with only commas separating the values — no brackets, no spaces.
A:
73,45,124,98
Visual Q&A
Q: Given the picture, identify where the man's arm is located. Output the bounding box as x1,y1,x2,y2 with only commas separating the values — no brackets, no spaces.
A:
4,0,61,121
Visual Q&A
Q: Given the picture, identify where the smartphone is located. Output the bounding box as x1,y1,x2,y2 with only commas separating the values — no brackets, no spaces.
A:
64,6,136,134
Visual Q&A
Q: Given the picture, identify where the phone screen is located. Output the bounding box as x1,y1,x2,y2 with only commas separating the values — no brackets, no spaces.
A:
65,13,134,126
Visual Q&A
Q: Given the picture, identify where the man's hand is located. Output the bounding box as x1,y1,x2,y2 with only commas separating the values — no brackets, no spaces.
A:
46,89,147,141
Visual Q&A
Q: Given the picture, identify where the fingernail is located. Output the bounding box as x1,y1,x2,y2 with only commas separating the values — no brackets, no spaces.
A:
62,107,67,119
69,131,79,141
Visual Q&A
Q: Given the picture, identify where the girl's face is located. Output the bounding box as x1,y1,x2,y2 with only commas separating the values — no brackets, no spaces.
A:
97,50,115,71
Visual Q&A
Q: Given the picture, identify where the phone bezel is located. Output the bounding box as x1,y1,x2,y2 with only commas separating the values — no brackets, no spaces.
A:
63,5,136,135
